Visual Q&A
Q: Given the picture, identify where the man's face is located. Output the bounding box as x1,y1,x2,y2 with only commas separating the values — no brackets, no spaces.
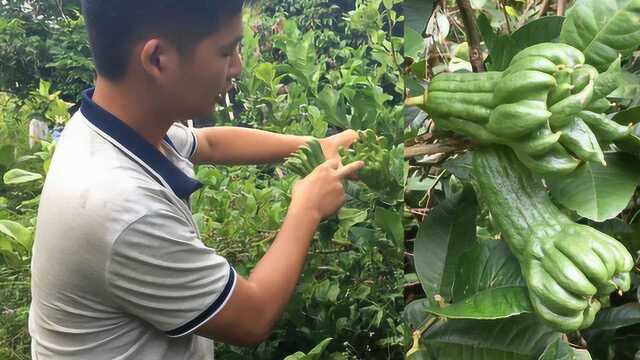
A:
165,14,244,119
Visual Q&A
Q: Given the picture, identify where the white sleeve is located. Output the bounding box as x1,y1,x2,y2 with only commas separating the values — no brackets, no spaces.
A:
106,207,235,337
165,122,198,159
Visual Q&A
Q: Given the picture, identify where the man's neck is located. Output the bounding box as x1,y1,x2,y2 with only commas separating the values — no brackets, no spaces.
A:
92,77,173,149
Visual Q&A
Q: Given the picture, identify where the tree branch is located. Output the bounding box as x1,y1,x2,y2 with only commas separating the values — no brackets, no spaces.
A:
404,143,460,159
536,0,550,19
500,0,512,34
455,0,486,72
557,0,567,16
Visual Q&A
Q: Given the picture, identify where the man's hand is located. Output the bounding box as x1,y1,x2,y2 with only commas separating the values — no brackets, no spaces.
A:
318,130,359,161
318,130,361,180
291,158,365,220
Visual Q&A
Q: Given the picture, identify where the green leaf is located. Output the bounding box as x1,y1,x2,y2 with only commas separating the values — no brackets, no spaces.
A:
538,338,586,360
317,87,349,128
481,16,566,71
374,206,403,245
425,286,532,320
547,153,640,221
590,218,640,256
406,172,435,192
306,337,333,359
442,152,473,181
613,106,640,125
403,298,433,331
3,168,43,185
254,62,276,83
283,352,306,360
405,27,425,60
337,207,368,234
0,220,32,251
414,186,477,301
560,0,640,71
423,314,561,359
588,303,640,331
404,0,435,35
452,240,525,302
409,59,427,79
573,350,592,360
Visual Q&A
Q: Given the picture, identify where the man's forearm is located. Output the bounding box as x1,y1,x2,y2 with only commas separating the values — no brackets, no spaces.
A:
194,126,312,165
247,204,320,333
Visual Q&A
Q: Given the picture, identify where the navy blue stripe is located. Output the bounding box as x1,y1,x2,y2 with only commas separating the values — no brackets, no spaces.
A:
188,131,197,158
163,136,177,152
166,267,236,337
80,89,202,199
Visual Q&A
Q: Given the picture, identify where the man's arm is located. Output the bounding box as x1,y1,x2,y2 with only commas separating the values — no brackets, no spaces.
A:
195,160,364,345
192,127,359,166
192,127,312,165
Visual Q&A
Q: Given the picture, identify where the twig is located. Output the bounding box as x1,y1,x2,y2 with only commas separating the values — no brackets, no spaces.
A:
420,169,447,208
405,317,440,358
499,1,512,34
536,0,550,18
404,143,460,159
385,7,402,73
455,0,486,72
557,0,567,16
56,0,68,20
519,0,535,27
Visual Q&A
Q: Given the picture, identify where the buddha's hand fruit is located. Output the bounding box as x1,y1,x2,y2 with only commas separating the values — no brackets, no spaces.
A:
472,146,634,332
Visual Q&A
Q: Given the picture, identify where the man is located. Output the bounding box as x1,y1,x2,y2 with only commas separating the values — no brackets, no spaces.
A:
28,1,364,359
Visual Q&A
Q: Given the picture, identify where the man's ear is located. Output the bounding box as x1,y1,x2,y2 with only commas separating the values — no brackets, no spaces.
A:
139,39,178,80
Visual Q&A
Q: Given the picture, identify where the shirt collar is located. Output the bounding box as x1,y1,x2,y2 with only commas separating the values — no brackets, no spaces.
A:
80,88,202,199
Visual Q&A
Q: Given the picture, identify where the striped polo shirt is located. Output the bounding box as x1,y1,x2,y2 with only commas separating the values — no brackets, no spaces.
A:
28,89,236,359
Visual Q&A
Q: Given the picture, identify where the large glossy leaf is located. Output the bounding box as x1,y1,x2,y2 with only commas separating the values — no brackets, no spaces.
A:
452,240,525,301
590,218,640,255
3,168,43,185
403,298,433,331
404,0,435,36
538,339,591,360
479,15,565,71
414,186,478,301
613,106,640,125
425,286,532,320
547,153,640,221
423,314,561,359
560,0,640,71
588,303,640,331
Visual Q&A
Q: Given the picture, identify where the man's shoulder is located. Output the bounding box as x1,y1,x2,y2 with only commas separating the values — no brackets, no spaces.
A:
39,116,181,239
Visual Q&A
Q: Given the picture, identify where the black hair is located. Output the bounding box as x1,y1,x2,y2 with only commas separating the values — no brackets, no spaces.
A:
81,0,247,80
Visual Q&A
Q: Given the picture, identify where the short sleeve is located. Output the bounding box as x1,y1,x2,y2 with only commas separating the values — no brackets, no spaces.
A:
106,207,236,337
165,122,198,159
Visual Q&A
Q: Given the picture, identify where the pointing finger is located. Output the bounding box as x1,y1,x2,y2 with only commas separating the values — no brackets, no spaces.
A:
336,160,365,179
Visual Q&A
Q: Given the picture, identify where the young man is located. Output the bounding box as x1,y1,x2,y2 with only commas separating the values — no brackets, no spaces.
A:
28,1,364,359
